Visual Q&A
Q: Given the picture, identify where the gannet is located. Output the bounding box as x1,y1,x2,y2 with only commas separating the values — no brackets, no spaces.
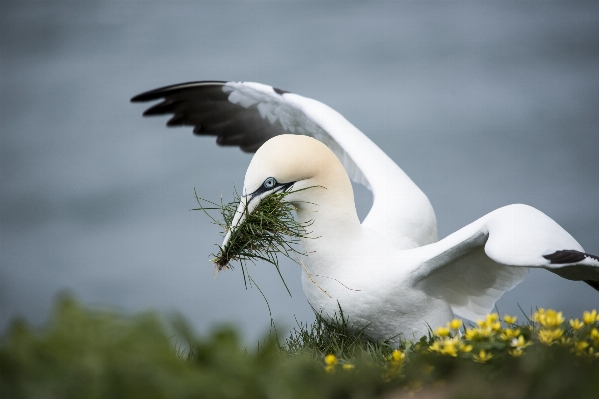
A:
132,81,599,341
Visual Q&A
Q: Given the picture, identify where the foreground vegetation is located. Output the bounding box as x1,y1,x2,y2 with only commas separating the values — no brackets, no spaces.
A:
2,297,599,399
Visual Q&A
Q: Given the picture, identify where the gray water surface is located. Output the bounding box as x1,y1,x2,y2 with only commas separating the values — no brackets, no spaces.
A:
2,1,598,341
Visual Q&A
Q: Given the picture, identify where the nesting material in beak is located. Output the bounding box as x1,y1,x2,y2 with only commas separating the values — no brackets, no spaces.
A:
193,187,315,284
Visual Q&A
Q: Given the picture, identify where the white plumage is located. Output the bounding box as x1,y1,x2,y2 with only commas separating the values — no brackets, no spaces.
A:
132,81,599,341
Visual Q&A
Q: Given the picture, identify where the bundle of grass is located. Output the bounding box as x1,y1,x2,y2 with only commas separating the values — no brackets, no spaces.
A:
194,187,315,292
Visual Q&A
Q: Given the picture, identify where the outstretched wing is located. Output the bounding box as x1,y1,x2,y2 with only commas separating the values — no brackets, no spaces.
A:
407,204,599,321
131,81,437,247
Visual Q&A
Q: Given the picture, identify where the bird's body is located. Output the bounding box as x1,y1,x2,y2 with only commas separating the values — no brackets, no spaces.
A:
246,135,450,340
299,221,454,341
132,81,599,342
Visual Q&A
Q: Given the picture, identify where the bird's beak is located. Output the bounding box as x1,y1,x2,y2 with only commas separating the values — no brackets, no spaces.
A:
221,193,260,248
221,182,295,249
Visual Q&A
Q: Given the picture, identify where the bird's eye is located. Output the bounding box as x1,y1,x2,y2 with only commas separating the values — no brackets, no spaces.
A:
263,177,277,189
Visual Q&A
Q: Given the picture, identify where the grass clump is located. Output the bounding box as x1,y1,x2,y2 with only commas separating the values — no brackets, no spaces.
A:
194,187,315,293
284,305,395,366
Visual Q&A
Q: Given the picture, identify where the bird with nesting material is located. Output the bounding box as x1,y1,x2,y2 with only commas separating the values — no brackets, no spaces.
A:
132,81,599,342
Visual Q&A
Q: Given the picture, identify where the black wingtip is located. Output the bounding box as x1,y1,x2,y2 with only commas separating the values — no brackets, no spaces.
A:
141,101,178,116
166,114,185,126
542,250,599,264
130,80,228,103
543,250,599,292
585,280,599,292
273,87,291,95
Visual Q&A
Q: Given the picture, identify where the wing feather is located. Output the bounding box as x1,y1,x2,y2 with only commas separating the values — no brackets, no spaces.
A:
408,204,599,320
132,80,438,246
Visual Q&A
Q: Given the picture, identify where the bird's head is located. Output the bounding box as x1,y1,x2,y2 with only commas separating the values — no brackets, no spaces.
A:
222,134,356,247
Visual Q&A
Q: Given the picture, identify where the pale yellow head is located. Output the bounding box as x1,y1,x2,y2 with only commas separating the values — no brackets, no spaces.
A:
223,134,359,247
244,135,355,211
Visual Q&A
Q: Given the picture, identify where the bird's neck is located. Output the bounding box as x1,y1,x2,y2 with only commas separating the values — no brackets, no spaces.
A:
293,168,361,245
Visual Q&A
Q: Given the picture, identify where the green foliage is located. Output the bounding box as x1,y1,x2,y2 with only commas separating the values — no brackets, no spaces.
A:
0,297,395,399
2,297,599,399
193,187,314,293
1,296,196,399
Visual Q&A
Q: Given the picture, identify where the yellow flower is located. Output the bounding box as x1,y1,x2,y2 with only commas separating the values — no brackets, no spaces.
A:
342,363,355,370
532,308,545,321
429,341,443,353
509,348,524,357
486,313,499,323
490,321,502,332
511,335,532,350
478,327,493,338
434,326,451,337
583,310,598,325
324,353,337,372
390,350,406,363
538,328,564,345
572,341,590,355
569,318,584,331
499,328,521,341
465,325,496,340
429,338,458,357
448,319,462,330
504,315,518,324
442,346,458,357
441,340,458,357
473,315,503,337
478,326,495,338
544,310,565,327
473,350,493,363
591,328,599,341
533,309,564,328
464,328,478,340
325,354,337,366
459,343,473,353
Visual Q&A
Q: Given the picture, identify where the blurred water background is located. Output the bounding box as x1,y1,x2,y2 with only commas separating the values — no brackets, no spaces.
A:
1,1,598,342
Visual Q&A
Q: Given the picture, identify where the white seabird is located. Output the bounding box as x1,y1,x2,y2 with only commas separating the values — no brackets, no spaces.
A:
132,81,599,341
